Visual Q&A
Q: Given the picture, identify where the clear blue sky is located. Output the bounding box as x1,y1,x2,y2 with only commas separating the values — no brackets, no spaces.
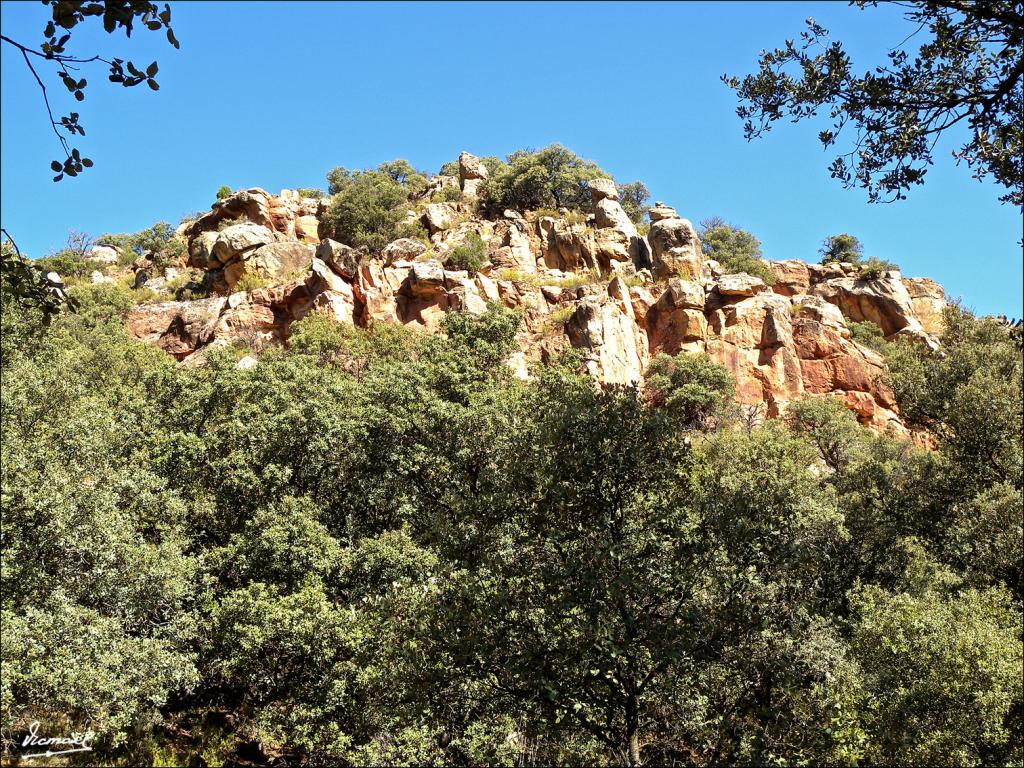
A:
2,1,1021,315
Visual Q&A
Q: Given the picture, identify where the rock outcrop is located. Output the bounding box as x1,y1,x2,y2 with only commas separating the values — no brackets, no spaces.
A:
126,155,950,435
648,212,703,281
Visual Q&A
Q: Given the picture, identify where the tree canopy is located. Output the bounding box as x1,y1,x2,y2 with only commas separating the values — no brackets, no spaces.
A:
2,273,1020,764
725,1,1024,205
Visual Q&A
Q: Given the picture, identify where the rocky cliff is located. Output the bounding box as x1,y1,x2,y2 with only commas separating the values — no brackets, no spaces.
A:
121,152,947,434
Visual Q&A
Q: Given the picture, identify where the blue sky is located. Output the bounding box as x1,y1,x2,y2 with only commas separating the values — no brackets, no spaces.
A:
2,1,1021,315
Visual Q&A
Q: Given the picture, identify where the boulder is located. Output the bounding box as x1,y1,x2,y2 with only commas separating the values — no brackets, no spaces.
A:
211,223,275,268
408,260,446,299
424,203,453,234
382,237,427,265
594,228,632,269
247,242,314,283
540,217,597,272
807,262,846,284
607,275,634,318
704,293,803,414
87,245,119,263
588,178,618,201
310,256,351,294
90,270,115,285
316,238,360,280
505,222,537,272
647,202,679,222
295,215,320,244
717,273,768,297
355,261,400,324
459,151,489,181
648,216,703,281
459,151,489,197
126,296,226,360
647,289,708,354
447,277,488,314
594,198,638,239
188,230,220,269
311,282,357,325
662,277,705,309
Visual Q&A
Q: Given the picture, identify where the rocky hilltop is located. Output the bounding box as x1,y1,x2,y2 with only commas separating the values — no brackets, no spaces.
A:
119,152,946,434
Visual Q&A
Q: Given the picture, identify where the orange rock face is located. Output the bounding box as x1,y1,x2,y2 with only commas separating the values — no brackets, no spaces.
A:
129,187,949,435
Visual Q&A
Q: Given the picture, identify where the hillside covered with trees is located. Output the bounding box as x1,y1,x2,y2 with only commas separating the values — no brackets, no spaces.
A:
1,142,1022,766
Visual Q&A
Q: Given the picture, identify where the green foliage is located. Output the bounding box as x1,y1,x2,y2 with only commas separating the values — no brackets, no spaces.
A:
1,277,1020,766
322,161,429,252
481,144,610,212
289,311,422,375
438,302,521,371
1,238,66,323
432,185,463,203
886,305,1022,490
819,235,898,277
445,232,488,274
700,219,776,284
33,248,93,279
820,232,864,264
725,4,1023,205
856,255,899,279
295,187,326,199
439,156,506,180
848,319,887,350
644,352,736,429
287,311,348,364
849,552,1023,765
216,185,232,200
98,220,186,269
618,180,651,224
233,271,268,293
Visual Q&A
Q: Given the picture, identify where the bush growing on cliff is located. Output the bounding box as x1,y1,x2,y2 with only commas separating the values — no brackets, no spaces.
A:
819,234,899,278
699,219,775,284
644,351,736,429
481,144,610,212
321,161,429,252
445,233,488,274
857,255,900,279
821,233,864,264
849,319,887,350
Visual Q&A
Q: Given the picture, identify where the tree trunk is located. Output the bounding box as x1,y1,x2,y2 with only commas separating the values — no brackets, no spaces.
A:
628,730,641,766
624,695,642,766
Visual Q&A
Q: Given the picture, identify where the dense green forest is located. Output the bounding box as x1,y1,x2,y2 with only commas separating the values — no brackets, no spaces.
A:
1,270,1021,766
